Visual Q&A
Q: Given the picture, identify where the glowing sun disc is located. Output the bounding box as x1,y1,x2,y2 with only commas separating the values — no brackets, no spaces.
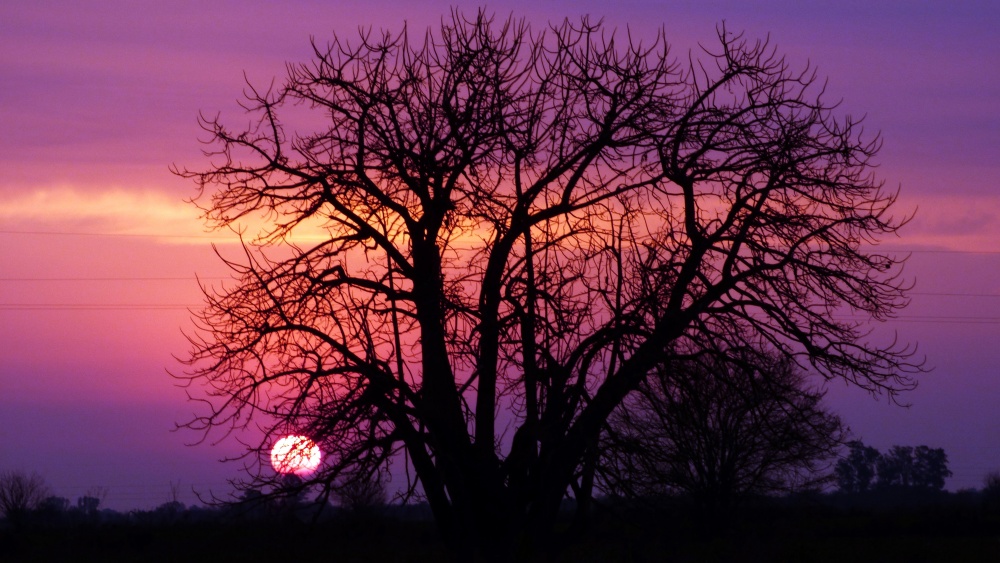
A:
270,435,322,475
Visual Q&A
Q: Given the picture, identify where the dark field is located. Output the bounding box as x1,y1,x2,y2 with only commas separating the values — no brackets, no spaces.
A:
3,493,1000,562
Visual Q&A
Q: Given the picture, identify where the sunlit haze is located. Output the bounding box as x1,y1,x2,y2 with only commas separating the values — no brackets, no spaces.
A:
270,435,322,476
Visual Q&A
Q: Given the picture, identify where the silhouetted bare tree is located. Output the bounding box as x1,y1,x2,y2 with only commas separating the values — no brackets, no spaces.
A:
0,470,50,525
598,342,845,517
335,471,387,517
983,471,1000,510
175,9,920,560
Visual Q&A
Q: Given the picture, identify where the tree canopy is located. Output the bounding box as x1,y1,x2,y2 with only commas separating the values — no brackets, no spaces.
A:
600,342,846,515
0,470,50,525
175,10,920,560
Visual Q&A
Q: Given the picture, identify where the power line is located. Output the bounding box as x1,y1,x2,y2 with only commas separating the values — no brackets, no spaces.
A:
891,318,1000,325
0,277,229,281
0,229,220,240
910,292,1000,298
0,304,196,310
3,229,1000,255
885,249,1000,255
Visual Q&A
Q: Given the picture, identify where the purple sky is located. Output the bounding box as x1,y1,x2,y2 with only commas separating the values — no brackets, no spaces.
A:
1,1,998,510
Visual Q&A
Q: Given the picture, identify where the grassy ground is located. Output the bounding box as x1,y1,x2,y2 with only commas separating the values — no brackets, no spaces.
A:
3,495,1000,562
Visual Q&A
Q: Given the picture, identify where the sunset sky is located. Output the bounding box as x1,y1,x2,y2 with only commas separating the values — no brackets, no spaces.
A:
2,1,998,510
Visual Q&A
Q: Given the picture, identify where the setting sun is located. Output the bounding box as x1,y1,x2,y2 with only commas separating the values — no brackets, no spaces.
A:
270,435,322,476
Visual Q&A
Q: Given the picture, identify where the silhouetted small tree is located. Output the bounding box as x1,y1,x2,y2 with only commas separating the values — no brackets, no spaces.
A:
232,488,270,521
600,342,845,517
75,487,107,522
983,471,1000,510
836,440,881,493
153,500,186,523
985,471,1000,490
877,445,950,490
336,472,387,517
0,470,50,525
877,445,915,488
911,445,951,490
